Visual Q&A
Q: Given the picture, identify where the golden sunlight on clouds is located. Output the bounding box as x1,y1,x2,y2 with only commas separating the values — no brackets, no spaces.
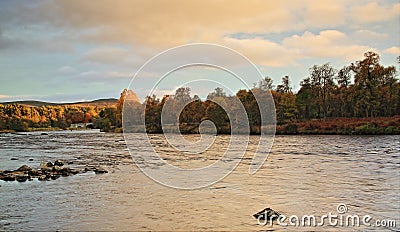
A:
36,0,366,47
383,46,400,55
352,2,400,24
25,0,399,67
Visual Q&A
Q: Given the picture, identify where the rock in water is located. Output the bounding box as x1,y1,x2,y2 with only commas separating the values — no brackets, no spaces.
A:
46,161,54,167
93,166,108,174
16,175,29,182
253,207,281,221
17,165,32,172
54,160,64,166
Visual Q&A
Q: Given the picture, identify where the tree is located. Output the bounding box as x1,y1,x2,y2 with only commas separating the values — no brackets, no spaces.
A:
276,76,292,93
207,87,226,100
258,76,274,91
309,63,336,118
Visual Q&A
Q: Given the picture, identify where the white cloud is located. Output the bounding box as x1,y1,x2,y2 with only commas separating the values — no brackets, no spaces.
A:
282,30,377,61
107,71,133,78
354,30,388,39
218,30,379,67
79,70,101,79
222,37,301,67
383,46,400,55
351,2,400,24
57,65,77,75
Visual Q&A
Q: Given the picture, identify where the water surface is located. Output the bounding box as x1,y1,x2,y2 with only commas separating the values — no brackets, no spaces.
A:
0,131,399,231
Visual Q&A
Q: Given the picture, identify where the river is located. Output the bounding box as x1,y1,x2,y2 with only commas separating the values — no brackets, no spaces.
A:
0,131,399,231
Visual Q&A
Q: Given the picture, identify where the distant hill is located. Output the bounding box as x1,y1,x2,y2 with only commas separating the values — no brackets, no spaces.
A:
0,98,118,108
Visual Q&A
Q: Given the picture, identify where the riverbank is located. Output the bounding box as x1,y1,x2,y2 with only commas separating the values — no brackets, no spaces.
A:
2,116,399,135
277,116,400,135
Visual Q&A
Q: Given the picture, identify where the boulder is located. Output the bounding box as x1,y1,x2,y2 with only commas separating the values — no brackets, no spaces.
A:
50,174,61,180
54,160,64,166
60,167,79,176
38,175,49,181
28,169,41,176
40,161,53,172
46,161,54,167
16,175,29,182
93,166,108,174
2,174,16,181
17,165,32,172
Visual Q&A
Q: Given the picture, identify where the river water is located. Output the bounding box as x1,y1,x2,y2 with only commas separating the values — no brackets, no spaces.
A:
0,131,399,231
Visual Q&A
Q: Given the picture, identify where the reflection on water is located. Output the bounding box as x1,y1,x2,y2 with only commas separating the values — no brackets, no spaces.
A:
0,131,399,231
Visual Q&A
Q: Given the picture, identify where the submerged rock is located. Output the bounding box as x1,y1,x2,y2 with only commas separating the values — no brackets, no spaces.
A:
85,166,108,174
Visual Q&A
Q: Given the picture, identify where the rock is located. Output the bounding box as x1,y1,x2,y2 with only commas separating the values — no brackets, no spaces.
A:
54,160,64,166
16,175,29,182
50,174,60,180
28,158,34,161
17,165,32,172
28,169,41,176
93,166,108,174
38,175,48,181
2,174,16,181
10,157,18,160
46,161,54,167
40,161,53,172
253,207,281,222
52,166,62,172
41,132,48,135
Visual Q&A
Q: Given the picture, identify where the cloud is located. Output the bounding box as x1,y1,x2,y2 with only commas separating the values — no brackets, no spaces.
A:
0,94,10,99
354,30,388,39
219,30,378,66
57,65,77,75
79,70,101,79
282,30,377,61
222,37,301,67
107,71,133,78
7,0,369,49
351,2,400,24
383,46,400,55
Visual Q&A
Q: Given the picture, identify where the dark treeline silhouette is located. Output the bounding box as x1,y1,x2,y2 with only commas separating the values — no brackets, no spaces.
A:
1,52,399,134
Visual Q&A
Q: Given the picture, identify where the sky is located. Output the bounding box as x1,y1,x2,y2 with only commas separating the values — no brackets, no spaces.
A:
0,0,399,103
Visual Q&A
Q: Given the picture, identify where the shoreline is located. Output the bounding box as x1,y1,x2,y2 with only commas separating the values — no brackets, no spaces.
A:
1,116,399,135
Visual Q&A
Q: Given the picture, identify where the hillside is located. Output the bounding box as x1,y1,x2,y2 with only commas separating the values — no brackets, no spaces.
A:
0,98,118,108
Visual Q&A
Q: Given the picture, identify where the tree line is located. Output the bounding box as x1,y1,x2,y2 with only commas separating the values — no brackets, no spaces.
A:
0,52,399,133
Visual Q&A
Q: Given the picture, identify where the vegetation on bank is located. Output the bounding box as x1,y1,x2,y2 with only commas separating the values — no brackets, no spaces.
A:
1,52,399,135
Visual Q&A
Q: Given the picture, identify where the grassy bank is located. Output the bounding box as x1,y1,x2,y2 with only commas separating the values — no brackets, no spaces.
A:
277,116,400,135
